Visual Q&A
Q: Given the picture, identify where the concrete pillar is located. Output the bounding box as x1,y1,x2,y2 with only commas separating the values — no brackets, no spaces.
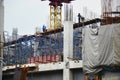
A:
0,0,4,37
63,21,73,59
0,0,4,80
63,69,73,80
63,21,73,80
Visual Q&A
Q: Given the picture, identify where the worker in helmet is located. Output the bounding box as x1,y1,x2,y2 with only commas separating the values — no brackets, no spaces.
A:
78,13,81,23
78,13,85,23
42,25,47,32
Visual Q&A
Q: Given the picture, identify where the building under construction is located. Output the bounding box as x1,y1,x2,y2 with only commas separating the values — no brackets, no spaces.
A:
0,0,120,80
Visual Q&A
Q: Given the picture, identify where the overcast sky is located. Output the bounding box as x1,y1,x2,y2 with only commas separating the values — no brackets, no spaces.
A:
4,0,101,35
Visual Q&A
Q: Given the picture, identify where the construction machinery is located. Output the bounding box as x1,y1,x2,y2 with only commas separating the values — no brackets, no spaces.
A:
41,0,74,29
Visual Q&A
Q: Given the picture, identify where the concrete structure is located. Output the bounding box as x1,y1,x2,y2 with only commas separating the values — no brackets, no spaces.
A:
2,1,120,79
0,0,4,80
102,72,120,80
0,0,4,43
2,23,120,80
2,6,84,79
0,0,4,39
63,21,73,80
12,28,18,40
3,61,83,80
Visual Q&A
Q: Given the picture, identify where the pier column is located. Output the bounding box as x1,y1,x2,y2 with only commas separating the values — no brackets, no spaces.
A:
63,21,73,80
0,0,4,80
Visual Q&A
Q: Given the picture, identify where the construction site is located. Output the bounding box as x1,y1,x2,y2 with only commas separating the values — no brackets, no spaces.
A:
0,0,120,80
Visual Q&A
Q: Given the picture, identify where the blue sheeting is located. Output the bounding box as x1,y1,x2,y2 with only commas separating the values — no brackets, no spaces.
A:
3,27,83,65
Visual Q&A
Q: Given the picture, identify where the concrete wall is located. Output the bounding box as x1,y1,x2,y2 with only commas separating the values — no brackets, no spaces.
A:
3,75,13,80
102,72,120,80
3,70,63,80
72,69,85,80
27,70,63,80
27,69,85,80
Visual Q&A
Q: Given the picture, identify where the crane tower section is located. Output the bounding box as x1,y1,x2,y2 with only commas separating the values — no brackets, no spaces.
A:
49,1,62,29
42,0,74,29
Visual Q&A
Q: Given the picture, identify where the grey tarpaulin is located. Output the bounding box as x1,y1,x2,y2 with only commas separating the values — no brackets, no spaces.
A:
98,24,120,66
82,26,101,74
82,23,120,74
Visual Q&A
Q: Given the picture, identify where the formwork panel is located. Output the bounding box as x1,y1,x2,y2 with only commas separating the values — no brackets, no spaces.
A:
3,75,13,80
72,69,85,80
102,72,120,80
28,70,63,80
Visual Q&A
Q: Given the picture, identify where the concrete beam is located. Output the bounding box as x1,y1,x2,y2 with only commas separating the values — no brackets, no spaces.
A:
69,60,83,69
3,61,83,73
37,62,64,71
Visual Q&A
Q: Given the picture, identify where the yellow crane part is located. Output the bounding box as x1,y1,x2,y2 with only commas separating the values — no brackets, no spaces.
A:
50,5,62,29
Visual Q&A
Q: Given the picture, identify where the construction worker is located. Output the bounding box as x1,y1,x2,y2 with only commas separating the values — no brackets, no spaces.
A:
78,13,85,23
42,25,47,32
78,13,81,23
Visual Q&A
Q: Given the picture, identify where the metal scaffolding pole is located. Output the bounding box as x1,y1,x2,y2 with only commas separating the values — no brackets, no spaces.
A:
0,35,2,80
0,0,4,79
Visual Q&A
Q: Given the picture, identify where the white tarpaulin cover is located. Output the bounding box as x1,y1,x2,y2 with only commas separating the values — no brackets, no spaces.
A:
82,23,120,74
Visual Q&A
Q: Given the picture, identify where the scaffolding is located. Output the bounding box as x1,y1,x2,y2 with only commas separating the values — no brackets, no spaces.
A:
101,0,120,25
3,19,101,66
3,32,64,65
50,4,62,29
73,28,82,60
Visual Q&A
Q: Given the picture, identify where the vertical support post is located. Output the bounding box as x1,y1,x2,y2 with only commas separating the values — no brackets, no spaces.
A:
0,0,4,79
63,3,73,80
24,37,29,64
50,4,62,30
63,21,73,80
63,21,73,59
54,6,57,29
0,35,2,80
29,38,33,58
18,42,22,64
39,35,43,63
59,32,63,52
43,34,47,63
60,6,62,27
49,34,52,62
19,41,23,64
50,6,53,29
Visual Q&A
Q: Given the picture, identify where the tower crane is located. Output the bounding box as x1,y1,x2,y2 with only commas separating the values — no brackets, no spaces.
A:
41,0,74,29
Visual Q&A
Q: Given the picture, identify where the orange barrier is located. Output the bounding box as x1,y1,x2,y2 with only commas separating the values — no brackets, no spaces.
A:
28,55,62,64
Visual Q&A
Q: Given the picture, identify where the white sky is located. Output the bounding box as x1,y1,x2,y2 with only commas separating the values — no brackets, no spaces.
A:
4,0,101,35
